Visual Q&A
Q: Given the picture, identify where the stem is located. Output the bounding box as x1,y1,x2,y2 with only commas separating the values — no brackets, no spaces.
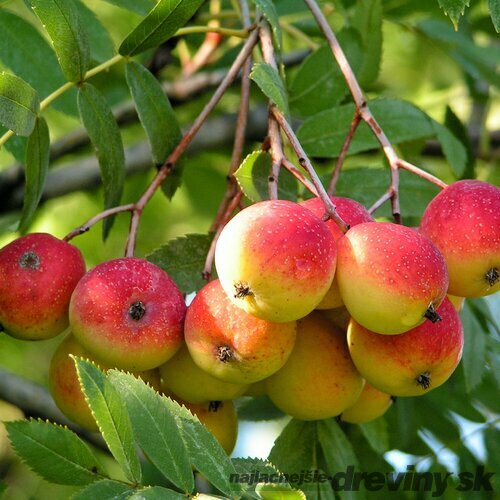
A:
271,106,349,233
368,189,393,215
327,110,361,195
282,158,318,196
64,204,135,242
303,0,402,221
124,29,259,256
397,159,448,189
211,0,253,231
259,23,284,200
203,190,243,280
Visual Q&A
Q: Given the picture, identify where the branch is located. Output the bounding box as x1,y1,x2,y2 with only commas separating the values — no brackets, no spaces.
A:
0,368,107,451
124,28,260,256
282,158,318,196
303,0,402,221
271,106,349,233
327,110,361,195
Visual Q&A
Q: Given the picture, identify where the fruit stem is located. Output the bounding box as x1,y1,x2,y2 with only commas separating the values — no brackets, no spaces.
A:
397,159,448,189
327,110,362,195
271,106,350,233
282,158,318,196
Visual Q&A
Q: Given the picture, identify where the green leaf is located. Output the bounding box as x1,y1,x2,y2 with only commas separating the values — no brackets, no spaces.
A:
146,233,213,294
255,483,306,499
18,117,50,232
430,120,467,178
236,396,285,421
289,30,363,118
490,0,500,32
250,63,289,118
5,420,103,486
460,302,487,392
160,396,243,497
333,167,440,219
107,371,194,493
128,487,188,499
358,418,389,454
0,73,39,136
317,419,359,472
443,106,475,179
160,161,184,201
268,420,317,483
74,0,115,63
73,480,134,499
119,0,205,56
438,0,470,29
0,10,77,117
297,99,436,158
28,0,90,82
77,83,125,239
352,0,383,85
102,0,156,16
74,358,142,484
125,61,181,165
234,151,298,203
252,0,282,51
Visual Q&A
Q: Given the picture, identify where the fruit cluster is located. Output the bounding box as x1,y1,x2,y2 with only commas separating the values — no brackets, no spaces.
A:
0,180,498,454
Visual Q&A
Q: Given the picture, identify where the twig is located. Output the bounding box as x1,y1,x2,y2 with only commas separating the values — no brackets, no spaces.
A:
303,0,401,222
259,23,285,200
397,159,448,189
64,205,135,242
203,190,243,280
124,29,260,257
271,106,349,233
210,0,253,232
368,189,393,215
0,368,107,452
327,110,361,195
282,158,318,196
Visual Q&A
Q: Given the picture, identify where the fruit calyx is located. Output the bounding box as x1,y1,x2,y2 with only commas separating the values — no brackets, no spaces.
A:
233,281,253,299
19,251,40,270
485,267,499,287
128,301,146,321
217,345,234,363
424,303,442,323
208,401,222,412
416,372,431,390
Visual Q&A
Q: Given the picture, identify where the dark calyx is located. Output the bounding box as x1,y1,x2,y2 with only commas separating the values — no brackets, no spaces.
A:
234,282,253,299
416,372,431,390
129,301,146,321
19,251,40,270
485,267,499,287
217,345,234,363
208,401,222,412
424,303,442,323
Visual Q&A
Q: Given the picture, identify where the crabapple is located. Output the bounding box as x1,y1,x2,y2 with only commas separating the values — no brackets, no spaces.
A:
340,383,394,424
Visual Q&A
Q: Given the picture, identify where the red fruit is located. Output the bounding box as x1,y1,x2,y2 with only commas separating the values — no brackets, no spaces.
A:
336,222,449,334
420,180,500,297
69,257,185,371
301,196,373,309
0,233,86,340
215,200,336,322
347,298,464,396
185,279,296,384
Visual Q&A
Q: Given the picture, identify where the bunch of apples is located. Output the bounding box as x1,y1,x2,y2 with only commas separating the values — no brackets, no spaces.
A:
0,180,498,454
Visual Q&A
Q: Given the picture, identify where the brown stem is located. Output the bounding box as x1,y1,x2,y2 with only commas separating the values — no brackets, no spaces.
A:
259,23,284,200
210,0,253,231
303,0,402,221
203,190,244,280
271,106,349,233
124,29,259,256
64,204,135,242
397,159,448,189
282,158,318,196
327,111,361,195
368,189,393,215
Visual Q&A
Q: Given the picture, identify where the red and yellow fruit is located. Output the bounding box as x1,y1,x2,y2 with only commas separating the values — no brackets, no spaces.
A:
69,257,185,371
185,279,296,384
266,312,364,420
215,200,336,322
336,222,449,335
420,180,500,297
0,233,86,340
340,383,393,424
347,298,463,397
